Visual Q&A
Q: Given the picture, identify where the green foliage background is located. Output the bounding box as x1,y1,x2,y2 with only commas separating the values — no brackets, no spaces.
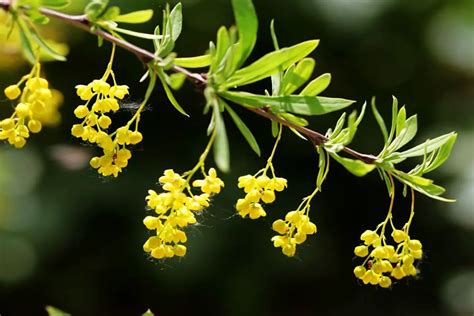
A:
0,0,473,315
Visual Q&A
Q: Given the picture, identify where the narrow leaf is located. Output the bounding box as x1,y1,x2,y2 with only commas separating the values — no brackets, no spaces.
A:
113,10,154,24
271,120,279,138
224,102,261,156
386,115,418,153
300,73,331,96
220,91,354,116
16,19,35,64
423,133,457,173
330,153,376,177
174,55,211,68
371,97,388,144
223,40,319,88
169,3,182,41
230,0,258,68
281,58,315,95
396,106,406,136
213,102,230,172
46,306,70,316
41,0,70,9
393,171,455,202
157,71,189,117
393,132,457,159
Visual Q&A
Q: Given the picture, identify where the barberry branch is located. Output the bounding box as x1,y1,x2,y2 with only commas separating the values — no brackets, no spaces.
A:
0,0,378,164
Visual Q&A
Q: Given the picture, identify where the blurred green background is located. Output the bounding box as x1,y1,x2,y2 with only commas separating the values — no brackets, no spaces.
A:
1,0,473,315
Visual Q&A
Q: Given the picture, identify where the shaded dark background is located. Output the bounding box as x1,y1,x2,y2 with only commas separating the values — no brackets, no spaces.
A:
1,0,473,315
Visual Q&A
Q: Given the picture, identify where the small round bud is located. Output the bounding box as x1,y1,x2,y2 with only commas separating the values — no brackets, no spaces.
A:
98,115,112,129
354,245,369,257
15,103,30,118
379,276,392,288
71,124,85,137
353,265,366,279
272,219,288,234
27,120,42,133
4,85,21,100
74,105,89,118
391,229,406,243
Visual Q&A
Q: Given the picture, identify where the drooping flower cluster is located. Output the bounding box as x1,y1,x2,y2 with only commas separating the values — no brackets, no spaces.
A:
236,173,287,219
143,168,224,259
70,48,144,177
271,210,317,257
1,63,62,148
353,192,423,288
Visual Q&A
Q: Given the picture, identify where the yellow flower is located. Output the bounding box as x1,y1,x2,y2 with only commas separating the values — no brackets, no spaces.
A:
354,225,423,288
271,209,318,257
235,171,288,220
1,64,62,149
71,69,142,178
192,168,224,194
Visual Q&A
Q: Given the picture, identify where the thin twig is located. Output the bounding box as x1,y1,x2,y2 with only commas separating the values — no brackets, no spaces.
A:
0,1,378,164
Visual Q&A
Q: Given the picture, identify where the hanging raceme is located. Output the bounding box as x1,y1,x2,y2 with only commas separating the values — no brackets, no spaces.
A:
353,178,423,288
1,58,62,148
143,130,224,259
0,0,458,289
70,43,150,177
236,124,287,219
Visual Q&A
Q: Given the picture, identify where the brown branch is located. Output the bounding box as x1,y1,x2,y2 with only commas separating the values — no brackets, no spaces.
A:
0,0,378,164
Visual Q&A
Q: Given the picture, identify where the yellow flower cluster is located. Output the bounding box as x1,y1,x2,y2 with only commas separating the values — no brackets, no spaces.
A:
353,227,423,288
71,74,142,177
236,173,287,219
271,210,317,257
1,63,62,148
143,168,224,259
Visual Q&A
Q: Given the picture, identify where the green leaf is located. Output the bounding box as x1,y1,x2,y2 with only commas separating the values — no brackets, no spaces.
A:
386,96,399,147
224,102,261,156
28,9,50,24
230,0,258,69
211,26,230,74
213,102,230,172
316,146,326,190
328,112,346,139
279,112,308,126
41,0,70,9
85,0,109,21
174,55,211,68
422,133,457,173
113,9,154,24
157,70,189,117
46,306,71,316
220,91,354,116
330,153,376,177
102,6,120,21
371,97,388,144
393,171,455,202
386,115,417,153
169,3,182,41
389,132,457,160
271,120,279,138
269,20,283,95
16,19,35,64
168,73,186,90
223,40,319,88
396,106,406,136
300,73,331,96
27,24,67,61
281,58,315,95
111,27,162,40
